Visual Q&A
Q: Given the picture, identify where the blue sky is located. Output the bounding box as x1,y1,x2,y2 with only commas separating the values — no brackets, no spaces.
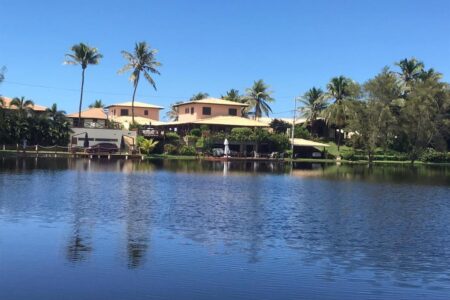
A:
1,0,450,119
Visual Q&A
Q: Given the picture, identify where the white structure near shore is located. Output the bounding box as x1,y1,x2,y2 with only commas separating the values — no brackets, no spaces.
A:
70,128,137,148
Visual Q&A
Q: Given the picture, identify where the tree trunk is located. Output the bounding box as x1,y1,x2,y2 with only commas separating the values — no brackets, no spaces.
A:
78,68,86,128
131,76,139,125
336,127,341,151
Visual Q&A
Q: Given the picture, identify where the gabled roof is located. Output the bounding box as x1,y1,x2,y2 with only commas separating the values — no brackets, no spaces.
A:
0,96,48,112
106,101,164,109
173,98,248,107
161,116,268,127
66,108,108,120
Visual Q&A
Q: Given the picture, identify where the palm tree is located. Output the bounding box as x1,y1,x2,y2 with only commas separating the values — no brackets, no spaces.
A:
118,41,161,124
166,101,182,121
221,89,242,102
299,87,327,136
322,76,358,150
64,43,103,127
190,92,209,101
244,80,274,119
395,58,425,84
419,68,442,82
46,103,66,121
89,99,104,108
10,96,34,118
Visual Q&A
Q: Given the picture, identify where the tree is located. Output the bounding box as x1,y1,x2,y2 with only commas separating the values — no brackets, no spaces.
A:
269,119,291,134
10,96,34,118
118,41,161,124
166,101,183,121
46,103,66,121
299,87,327,136
89,99,104,108
190,92,209,101
139,138,159,154
0,66,5,84
221,89,242,102
244,79,274,119
322,76,360,150
399,78,450,163
396,58,425,84
64,43,103,127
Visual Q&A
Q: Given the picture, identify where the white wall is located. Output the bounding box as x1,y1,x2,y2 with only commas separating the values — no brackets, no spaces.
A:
70,128,137,147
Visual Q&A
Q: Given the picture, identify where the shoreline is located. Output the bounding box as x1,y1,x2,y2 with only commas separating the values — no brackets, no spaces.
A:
2,150,450,166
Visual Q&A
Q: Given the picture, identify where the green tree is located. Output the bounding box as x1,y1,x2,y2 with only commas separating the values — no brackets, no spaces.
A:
244,79,274,119
64,43,103,127
190,92,209,101
166,101,183,121
46,103,66,121
89,99,104,108
322,76,360,150
299,87,327,136
10,96,34,118
221,89,242,102
118,41,161,124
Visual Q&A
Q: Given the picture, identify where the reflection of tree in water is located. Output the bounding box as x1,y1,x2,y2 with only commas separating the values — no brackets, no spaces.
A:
67,226,92,262
122,176,152,269
159,171,450,285
125,197,151,268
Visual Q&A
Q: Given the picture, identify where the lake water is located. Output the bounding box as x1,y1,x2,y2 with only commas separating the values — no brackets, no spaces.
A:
0,157,449,300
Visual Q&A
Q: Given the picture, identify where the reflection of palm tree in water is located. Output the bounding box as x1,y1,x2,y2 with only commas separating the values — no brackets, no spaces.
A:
125,189,152,269
67,225,92,262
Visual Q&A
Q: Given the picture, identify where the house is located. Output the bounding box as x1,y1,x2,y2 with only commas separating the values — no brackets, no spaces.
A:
66,108,108,128
173,98,248,122
106,101,163,120
157,98,268,135
291,138,330,158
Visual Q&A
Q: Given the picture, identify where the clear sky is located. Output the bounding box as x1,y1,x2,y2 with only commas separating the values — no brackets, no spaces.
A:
1,0,450,119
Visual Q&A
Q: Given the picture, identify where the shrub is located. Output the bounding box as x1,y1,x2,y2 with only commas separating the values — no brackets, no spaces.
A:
165,132,180,144
164,143,178,155
178,145,197,156
230,127,253,142
420,148,450,163
190,128,202,137
139,139,159,154
267,133,290,152
294,125,311,139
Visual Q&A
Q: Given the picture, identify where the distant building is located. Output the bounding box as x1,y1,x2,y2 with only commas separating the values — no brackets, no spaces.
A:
66,108,108,128
173,98,248,122
106,101,164,130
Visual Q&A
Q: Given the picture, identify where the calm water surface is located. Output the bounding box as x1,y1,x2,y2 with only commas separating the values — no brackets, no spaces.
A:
0,158,450,300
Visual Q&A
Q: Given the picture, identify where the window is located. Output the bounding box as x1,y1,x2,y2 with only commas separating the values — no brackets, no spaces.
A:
229,108,237,116
185,108,189,113
144,110,148,116
190,107,194,114
120,109,129,116
202,107,211,115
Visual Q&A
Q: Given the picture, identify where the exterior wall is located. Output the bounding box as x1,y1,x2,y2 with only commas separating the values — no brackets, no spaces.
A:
70,128,137,148
108,106,160,120
68,118,106,128
177,103,243,122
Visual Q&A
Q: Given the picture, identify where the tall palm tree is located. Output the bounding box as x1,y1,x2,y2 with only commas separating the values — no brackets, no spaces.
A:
190,92,209,101
322,76,357,150
10,96,34,118
89,99,104,108
299,87,327,136
221,89,242,102
118,41,161,124
244,79,274,119
64,43,103,127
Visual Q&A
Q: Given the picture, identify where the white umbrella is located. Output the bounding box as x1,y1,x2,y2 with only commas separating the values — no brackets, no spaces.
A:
224,138,230,157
